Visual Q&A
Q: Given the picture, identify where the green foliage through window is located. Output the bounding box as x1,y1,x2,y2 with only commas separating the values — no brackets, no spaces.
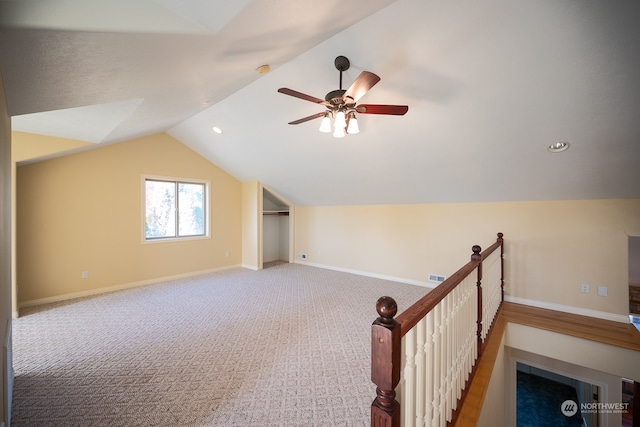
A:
145,178,206,240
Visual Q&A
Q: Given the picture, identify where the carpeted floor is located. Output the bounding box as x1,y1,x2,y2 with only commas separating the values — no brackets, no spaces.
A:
517,372,584,426
11,263,429,426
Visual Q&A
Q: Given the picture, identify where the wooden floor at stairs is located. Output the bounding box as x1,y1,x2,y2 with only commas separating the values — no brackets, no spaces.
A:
454,302,640,426
501,302,640,351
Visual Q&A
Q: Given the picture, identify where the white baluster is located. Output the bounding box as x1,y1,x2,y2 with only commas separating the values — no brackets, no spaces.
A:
433,303,442,427
415,319,426,427
404,328,416,427
425,311,434,427
441,296,449,427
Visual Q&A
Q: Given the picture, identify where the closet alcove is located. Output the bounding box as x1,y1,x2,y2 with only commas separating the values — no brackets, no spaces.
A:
262,188,290,265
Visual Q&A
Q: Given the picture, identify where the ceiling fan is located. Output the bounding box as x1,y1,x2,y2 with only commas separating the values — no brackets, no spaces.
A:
278,56,408,138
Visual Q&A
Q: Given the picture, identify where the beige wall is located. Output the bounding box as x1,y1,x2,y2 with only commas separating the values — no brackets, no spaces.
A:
13,129,640,319
241,181,261,270
13,131,92,162
16,133,242,303
294,200,640,316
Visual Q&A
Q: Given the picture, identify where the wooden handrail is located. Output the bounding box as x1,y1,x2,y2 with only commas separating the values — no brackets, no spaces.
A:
395,233,503,338
371,233,504,427
480,233,503,260
397,255,480,337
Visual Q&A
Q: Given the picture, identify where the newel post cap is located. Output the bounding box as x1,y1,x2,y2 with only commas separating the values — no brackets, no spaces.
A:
376,296,398,322
471,245,482,261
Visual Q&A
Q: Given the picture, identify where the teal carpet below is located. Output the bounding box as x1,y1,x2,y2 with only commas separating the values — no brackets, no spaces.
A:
517,372,584,426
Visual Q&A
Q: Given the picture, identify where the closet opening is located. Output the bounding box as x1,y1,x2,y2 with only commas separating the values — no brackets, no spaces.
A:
262,188,290,268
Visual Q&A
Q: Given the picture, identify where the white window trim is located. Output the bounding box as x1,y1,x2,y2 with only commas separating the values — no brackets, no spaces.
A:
141,174,211,244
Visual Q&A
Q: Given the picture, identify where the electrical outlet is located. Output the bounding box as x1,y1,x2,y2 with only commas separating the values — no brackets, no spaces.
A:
225,251,230,257
81,270,89,279
597,286,608,297
298,253,307,260
580,284,589,293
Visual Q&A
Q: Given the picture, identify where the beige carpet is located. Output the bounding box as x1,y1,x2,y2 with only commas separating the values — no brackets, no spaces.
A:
11,263,428,426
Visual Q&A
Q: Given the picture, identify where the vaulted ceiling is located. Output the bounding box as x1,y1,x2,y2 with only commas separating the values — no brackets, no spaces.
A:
2,0,639,206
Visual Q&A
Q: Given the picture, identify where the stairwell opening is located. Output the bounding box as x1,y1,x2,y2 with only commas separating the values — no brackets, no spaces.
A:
508,348,628,427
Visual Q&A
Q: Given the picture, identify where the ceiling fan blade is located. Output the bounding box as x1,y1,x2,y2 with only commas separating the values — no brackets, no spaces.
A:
343,71,380,103
356,104,409,115
288,112,326,125
278,88,326,104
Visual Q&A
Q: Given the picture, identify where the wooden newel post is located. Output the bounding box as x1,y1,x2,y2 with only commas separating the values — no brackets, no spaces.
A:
497,232,504,301
472,245,483,354
371,296,401,427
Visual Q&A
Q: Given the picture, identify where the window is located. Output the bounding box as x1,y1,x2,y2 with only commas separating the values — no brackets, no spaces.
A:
144,177,209,241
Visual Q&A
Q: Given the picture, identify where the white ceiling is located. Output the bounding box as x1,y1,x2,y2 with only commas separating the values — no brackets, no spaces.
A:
2,0,640,206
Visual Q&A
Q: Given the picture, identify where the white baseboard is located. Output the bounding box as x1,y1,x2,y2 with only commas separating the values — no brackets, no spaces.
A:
505,295,631,323
241,264,259,271
18,264,242,310
293,260,434,289
292,262,629,323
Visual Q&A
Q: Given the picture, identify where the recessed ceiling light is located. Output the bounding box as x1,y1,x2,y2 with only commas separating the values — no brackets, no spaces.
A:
548,141,570,153
212,126,222,134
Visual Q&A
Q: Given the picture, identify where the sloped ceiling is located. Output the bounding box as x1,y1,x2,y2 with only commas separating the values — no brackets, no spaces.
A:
1,0,639,206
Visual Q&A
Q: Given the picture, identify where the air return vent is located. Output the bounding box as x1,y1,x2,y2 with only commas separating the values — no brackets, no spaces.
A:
428,274,446,284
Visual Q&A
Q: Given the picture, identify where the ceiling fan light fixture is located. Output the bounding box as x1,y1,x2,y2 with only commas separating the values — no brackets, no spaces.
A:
333,110,347,138
319,113,332,133
334,110,346,129
346,113,359,134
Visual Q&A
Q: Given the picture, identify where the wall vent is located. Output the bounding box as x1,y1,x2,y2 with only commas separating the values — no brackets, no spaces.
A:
428,274,446,284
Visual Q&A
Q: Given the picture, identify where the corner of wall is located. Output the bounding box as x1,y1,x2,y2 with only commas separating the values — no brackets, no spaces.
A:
241,181,262,270
0,67,13,427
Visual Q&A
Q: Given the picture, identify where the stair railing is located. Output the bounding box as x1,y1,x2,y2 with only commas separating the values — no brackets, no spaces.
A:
371,233,504,427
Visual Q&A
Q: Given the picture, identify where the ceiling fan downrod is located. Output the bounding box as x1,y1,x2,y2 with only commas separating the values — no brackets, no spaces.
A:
324,56,351,105
335,55,350,91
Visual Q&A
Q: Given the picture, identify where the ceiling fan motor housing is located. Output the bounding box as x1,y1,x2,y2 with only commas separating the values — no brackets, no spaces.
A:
325,89,347,105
